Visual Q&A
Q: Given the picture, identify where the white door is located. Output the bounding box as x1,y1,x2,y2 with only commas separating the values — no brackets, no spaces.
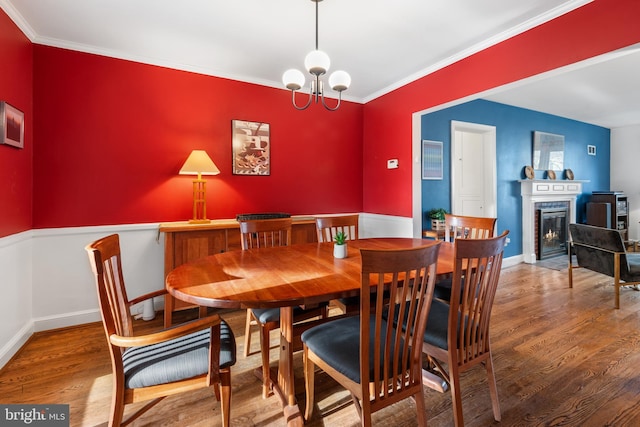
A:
451,121,497,219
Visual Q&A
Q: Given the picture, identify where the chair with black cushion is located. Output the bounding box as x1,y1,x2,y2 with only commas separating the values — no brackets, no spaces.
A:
568,223,640,308
315,214,362,314
434,214,497,302
85,234,236,427
301,243,441,426
422,230,509,427
239,217,329,398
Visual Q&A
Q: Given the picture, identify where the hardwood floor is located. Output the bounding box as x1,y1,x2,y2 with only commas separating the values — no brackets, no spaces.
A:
3,260,640,426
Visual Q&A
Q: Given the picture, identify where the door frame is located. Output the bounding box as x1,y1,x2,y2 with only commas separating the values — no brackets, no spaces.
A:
450,120,497,218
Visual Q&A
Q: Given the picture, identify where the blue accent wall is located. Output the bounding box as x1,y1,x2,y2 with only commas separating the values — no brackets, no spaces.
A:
421,99,610,258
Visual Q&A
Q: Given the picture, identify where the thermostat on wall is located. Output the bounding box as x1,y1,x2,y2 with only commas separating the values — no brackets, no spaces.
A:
387,159,398,169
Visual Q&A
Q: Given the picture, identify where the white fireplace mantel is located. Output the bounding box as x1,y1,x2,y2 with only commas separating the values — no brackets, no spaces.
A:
520,179,588,263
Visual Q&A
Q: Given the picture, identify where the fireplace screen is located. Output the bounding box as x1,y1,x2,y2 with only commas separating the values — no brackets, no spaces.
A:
537,208,568,259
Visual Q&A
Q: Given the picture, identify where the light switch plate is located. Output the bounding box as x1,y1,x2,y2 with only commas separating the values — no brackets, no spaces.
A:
387,159,398,169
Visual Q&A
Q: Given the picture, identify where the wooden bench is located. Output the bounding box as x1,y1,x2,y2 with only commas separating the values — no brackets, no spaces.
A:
568,223,640,309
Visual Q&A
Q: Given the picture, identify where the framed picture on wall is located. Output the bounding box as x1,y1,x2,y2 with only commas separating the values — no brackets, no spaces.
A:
0,101,24,149
232,120,270,175
422,140,443,180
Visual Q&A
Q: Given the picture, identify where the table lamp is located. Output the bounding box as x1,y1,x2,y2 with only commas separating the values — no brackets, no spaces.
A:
179,150,220,223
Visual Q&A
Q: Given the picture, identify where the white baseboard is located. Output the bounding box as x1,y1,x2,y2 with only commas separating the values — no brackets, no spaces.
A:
0,309,103,370
0,322,33,369
32,309,102,333
503,254,524,269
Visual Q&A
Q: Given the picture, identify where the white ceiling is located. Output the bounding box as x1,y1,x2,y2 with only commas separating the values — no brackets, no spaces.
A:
483,44,640,129
2,0,637,128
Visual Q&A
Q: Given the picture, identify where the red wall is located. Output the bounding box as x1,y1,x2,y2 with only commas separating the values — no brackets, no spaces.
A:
0,10,33,237
32,47,363,227
4,0,640,233
363,0,640,217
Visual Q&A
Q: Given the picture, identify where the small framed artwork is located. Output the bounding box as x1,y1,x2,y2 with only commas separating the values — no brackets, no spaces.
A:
422,140,443,180
232,120,270,175
0,101,24,149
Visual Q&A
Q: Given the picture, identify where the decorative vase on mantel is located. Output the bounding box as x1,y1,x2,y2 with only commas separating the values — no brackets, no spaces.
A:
333,231,348,259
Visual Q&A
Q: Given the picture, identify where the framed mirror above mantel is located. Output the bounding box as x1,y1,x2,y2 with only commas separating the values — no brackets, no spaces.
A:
533,131,565,173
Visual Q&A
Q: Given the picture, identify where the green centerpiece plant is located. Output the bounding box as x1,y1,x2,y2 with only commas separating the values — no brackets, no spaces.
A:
333,231,348,258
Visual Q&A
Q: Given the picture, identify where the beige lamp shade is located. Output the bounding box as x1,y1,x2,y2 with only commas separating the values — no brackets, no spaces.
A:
179,150,220,178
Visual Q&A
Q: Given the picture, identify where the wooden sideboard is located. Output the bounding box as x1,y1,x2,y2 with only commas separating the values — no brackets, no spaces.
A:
159,217,318,327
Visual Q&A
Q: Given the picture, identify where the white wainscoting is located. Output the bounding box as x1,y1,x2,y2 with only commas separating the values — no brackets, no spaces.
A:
359,212,415,238
0,231,33,370
0,223,165,369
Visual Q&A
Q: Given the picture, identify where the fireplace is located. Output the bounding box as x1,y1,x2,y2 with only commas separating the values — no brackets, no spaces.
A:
537,208,568,259
520,180,583,263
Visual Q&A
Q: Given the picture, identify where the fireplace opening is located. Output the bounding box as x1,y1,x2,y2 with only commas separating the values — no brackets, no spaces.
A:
537,208,568,260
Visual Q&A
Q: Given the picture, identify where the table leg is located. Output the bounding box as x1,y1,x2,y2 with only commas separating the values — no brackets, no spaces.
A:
275,306,304,426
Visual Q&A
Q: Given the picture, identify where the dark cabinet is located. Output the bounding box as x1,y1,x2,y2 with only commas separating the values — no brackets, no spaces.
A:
586,192,628,241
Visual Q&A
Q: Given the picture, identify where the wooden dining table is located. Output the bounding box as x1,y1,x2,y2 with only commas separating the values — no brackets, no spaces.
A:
166,238,454,426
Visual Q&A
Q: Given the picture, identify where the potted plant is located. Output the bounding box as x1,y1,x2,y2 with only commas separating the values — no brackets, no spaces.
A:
427,208,448,230
333,231,348,259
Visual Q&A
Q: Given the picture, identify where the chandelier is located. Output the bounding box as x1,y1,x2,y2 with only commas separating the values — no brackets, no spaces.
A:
282,0,351,111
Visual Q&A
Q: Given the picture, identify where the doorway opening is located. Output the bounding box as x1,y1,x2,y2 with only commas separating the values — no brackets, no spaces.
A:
450,121,497,219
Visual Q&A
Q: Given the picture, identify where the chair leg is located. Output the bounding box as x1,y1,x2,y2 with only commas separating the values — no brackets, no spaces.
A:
412,386,428,427
358,393,372,427
198,305,208,319
109,381,125,427
219,369,232,427
449,364,465,427
213,381,221,401
259,322,273,398
321,304,329,319
243,310,253,357
485,356,501,421
615,254,621,309
568,259,573,288
303,347,316,421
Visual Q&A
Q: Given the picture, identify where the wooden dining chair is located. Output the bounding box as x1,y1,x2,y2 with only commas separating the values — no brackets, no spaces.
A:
239,217,329,398
85,234,236,427
315,214,361,314
301,243,441,426
443,213,497,242
315,214,359,243
422,230,509,427
434,214,498,301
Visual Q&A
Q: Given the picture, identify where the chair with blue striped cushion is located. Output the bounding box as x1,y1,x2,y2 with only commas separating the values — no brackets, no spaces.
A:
86,234,236,427
301,243,441,426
